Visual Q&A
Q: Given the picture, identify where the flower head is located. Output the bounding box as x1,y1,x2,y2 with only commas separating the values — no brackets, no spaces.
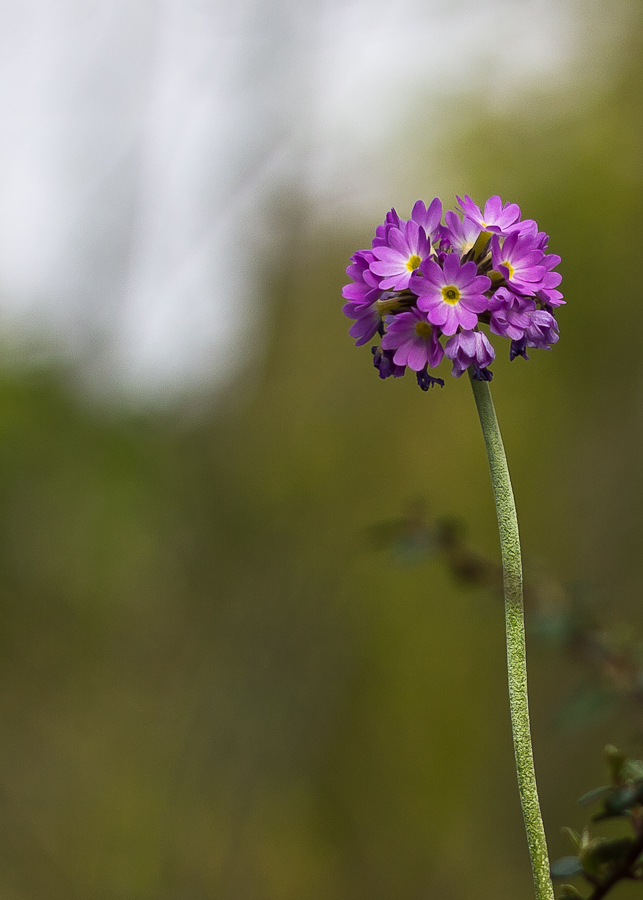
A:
342,195,563,389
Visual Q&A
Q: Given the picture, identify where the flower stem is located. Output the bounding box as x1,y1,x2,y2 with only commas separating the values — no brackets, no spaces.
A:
468,373,554,900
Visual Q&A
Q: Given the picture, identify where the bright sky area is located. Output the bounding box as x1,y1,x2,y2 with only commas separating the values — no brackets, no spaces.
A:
0,0,631,398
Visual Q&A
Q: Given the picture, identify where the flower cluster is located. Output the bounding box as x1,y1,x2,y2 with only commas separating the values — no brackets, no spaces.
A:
342,196,563,389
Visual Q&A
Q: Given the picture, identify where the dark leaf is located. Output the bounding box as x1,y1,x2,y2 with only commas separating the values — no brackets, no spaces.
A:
551,857,584,878
562,826,581,849
582,837,634,867
578,786,612,807
559,885,584,899
593,785,643,820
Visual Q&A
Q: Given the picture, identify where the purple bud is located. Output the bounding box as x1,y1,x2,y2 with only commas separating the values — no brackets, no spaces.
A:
510,337,529,361
444,329,495,379
372,345,406,380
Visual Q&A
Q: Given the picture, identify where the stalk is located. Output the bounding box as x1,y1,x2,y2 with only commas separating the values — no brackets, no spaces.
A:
469,373,554,900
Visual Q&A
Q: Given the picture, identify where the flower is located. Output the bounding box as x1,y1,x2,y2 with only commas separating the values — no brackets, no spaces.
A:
456,194,522,236
343,297,383,346
370,219,431,291
342,195,563,390
342,250,384,346
491,232,547,295
412,254,491,335
440,210,481,257
381,309,444,371
445,330,495,379
410,198,442,240
524,309,559,351
373,208,405,248
536,252,565,307
371,345,406,380
487,288,535,341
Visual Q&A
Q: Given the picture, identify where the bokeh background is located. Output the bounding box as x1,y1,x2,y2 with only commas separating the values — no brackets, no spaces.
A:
0,0,642,897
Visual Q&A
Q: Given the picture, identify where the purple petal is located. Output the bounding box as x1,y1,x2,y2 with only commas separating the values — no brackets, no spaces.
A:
417,257,445,288
442,253,462,282
406,339,428,371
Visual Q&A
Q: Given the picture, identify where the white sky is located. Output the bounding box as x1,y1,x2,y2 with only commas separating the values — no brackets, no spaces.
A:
0,0,632,399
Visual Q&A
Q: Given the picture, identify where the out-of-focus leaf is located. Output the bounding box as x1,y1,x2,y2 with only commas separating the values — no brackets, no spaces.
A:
594,784,643,820
578,786,612,807
562,826,581,848
623,758,643,781
559,884,584,898
551,857,584,879
582,837,634,869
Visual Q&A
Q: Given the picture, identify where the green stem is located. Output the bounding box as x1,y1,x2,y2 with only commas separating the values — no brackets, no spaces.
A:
469,373,554,900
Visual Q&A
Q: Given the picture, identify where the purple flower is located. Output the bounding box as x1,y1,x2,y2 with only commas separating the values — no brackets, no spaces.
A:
372,345,406,379
487,287,535,341
536,252,564,307
342,250,382,305
510,310,559,360
342,249,385,346
491,232,547,295
342,195,563,390
524,309,559,350
373,208,405,248
413,254,491,335
444,330,495,378
457,195,521,236
440,210,481,256
343,298,382,346
370,219,431,291
381,309,444,371
411,198,442,239
536,283,564,308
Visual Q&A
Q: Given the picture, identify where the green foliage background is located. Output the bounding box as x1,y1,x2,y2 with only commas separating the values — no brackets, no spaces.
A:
1,8,643,898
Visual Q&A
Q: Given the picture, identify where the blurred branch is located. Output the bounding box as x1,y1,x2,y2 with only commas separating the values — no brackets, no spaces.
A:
369,501,643,734
552,746,643,900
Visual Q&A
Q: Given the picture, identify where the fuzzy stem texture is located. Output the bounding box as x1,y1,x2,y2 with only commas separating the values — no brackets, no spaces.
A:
469,373,554,900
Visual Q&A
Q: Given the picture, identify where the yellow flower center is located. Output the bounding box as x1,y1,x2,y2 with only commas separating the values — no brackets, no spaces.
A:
406,254,422,272
414,321,433,339
441,285,461,305
501,260,515,279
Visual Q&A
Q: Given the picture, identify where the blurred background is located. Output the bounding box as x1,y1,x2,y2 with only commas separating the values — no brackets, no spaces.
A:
0,0,642,897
